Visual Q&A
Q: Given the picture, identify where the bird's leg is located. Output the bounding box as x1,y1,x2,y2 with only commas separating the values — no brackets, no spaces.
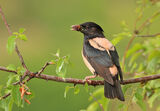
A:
84,73,97,83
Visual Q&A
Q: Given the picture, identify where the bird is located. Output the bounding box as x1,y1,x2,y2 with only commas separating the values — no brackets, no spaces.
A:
71,22,125,101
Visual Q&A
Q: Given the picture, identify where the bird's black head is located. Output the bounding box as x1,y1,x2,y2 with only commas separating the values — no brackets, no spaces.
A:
72,22,104,38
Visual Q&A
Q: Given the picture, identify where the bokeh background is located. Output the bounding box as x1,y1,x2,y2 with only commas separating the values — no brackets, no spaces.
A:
0,0,160,111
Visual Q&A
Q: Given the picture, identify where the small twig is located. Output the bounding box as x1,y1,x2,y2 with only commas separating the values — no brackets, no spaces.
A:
122,34,136,69
0,66,17,74
136,33,160,37
138,10,160,32
37,62,54,75
0,93,11,100
12,71,29,85
0,6,12,35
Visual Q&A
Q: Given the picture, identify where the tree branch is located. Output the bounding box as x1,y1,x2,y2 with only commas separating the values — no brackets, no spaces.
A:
34,73,160,85
1,66,160,86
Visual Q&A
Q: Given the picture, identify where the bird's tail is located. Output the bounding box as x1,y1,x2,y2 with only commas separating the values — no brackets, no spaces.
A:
104,79,125,101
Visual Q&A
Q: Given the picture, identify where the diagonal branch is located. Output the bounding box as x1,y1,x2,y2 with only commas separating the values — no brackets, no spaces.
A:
0,93,11,100
136,33,160,37
0,6,12,35
0,6,28,72
37,62,54,75
15,45,28,71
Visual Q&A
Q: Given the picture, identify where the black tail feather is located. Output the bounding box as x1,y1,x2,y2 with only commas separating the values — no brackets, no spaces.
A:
104,80,125,101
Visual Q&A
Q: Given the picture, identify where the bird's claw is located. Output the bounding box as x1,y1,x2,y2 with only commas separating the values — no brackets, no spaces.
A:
84,77,92,84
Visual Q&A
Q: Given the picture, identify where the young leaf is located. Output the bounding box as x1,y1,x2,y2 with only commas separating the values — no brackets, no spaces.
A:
18,34,27,41
148,92,160,108
136,100,146,111
122,84,132,94
56,58,65,78
6,75,17,87
19,28,25,34
84,83,89,92
80,110,86,111
111,36,124,46
86,102,98,111
1,96,14,111
74,86,80,95
7,35,17,54
6,64,16,71
12,85,22,107
126,43,143,58
17,67,25,76
64,86,72,98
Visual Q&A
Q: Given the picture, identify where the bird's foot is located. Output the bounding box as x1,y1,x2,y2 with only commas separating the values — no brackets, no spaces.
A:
84,75,97,83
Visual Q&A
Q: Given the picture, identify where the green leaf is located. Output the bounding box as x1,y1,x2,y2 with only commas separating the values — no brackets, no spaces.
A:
136,100,146,111
126,43,143,58
17,67,25,76
84,83,89,92
111,36,124,46
134,88,146,111
6,64,16,71
7,35,17,54
128,52,142,67
135,88,143,101
56,58,65,78
19,28,25,33
130,62,137,72
120,20,129,32
12,85,22,107
13,32,19,35
149,11,160,23
147,58,158,73
64,86,72,98
6,75,17,87
148,92,160,108
0,85,3,96
118,104,125,109
74,86,80,95
18,34,27,41
148,50,160,62
1,96,14,111
122,84,132,94
86,102,98,111
80,110,86,111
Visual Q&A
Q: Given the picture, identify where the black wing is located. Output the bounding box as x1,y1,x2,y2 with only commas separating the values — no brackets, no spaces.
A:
109,47,123,81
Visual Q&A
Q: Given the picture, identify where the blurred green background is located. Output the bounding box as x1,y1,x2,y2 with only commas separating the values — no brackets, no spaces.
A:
0,0,160,111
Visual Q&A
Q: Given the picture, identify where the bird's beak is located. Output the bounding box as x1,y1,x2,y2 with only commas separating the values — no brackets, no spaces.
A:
71,25,81,31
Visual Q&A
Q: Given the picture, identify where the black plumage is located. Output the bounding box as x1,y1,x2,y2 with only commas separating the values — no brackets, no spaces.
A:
72,22,125,101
